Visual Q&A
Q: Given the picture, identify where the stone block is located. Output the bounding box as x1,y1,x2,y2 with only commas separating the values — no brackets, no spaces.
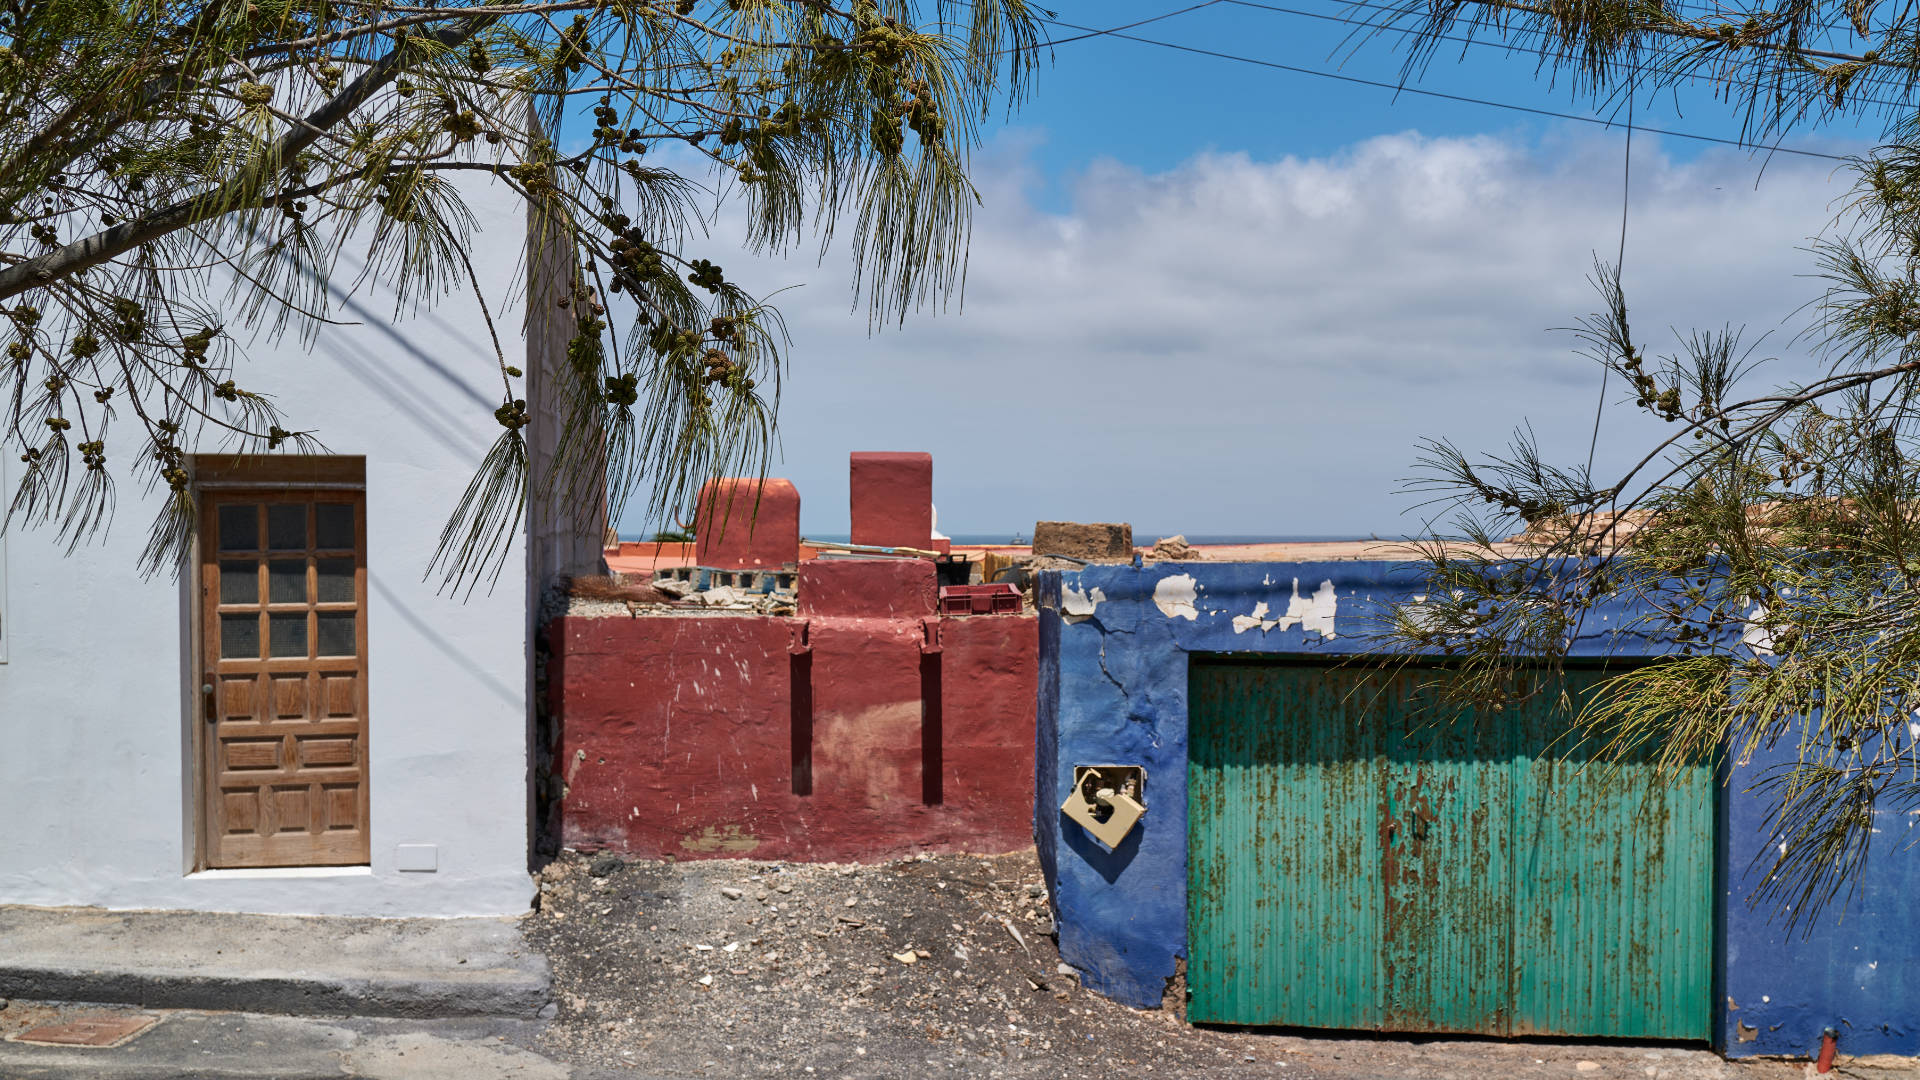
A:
1032,521,1133,561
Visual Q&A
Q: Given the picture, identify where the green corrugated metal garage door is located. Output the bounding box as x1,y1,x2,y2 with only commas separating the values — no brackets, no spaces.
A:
1187,660,1714,1039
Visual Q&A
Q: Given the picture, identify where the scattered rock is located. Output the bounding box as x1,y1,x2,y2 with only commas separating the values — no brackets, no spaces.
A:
1026,884,1045,899
587,855,622,878
719,887,744,900
1576,1062,1601,1072
1150,535,1202,561
891,951,919,965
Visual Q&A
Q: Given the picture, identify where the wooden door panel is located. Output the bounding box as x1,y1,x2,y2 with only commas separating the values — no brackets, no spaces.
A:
200,489,369,868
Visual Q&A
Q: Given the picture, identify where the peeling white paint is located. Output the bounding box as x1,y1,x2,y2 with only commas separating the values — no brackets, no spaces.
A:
1154,574,1199,620
1742,602,1775,656
1061,584,1107,624
1232,602,1276,635
1226,579,1339,637
1274,578,1339,638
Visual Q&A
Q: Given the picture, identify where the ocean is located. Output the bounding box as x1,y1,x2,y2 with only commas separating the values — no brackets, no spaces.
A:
618,532,1380,546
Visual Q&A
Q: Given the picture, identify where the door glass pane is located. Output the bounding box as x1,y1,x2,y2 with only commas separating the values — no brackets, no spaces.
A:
267,504,307,550
218,505,258,551
269,613,308,658
268,560,307,604
221,613,260,658
316,503,354,549
317,612,356,657
219,561,259,605
316,558,355,603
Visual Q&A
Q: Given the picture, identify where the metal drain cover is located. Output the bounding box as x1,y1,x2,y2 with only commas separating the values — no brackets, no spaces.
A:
8,1015,158,1048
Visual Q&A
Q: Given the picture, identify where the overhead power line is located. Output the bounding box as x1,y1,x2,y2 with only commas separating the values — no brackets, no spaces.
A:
1031,10,1854,162
1224,0,1915,112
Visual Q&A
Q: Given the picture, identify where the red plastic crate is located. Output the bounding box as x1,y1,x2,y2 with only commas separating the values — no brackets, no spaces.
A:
938,583,1022,616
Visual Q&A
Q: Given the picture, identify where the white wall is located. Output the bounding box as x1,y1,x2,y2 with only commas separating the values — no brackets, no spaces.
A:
0,183,544,917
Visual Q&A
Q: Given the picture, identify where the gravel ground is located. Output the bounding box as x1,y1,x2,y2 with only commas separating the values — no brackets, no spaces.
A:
521,849,1840,1080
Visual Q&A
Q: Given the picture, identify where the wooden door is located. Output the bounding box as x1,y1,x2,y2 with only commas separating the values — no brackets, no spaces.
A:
200,490,369,867
1187,660,1714,1039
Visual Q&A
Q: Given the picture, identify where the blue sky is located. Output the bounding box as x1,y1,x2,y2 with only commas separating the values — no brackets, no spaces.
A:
613,2,1883,541
991,0,1875,177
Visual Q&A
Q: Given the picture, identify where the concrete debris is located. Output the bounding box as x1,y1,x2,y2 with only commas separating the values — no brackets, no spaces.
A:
719,887,744,900
998,915,1031,960
1026,555,1089,572
651,577,694,598
891,952,919,965
697,585,750,608
1150,535,1202,561
752,594,797,616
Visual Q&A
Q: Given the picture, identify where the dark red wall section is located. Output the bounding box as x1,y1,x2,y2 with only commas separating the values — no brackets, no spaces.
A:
798,557,936,618
550,607,1037,862
849,451,933,551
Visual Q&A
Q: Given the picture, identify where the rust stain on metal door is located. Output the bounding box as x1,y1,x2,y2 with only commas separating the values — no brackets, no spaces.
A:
1187,660,1712,1039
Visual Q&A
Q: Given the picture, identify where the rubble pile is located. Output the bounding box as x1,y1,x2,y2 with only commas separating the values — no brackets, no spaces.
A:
524,850,1222,1077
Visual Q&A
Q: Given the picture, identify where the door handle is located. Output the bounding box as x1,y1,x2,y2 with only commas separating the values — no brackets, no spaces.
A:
201,682,215,723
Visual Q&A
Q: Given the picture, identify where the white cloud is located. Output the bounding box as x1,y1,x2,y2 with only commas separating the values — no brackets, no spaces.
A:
626,129,1858,539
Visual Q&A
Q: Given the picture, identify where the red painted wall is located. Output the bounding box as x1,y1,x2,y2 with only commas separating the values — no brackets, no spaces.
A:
849,451,933,551
549,607,1037,862
693,477,801,570
798,556,936,618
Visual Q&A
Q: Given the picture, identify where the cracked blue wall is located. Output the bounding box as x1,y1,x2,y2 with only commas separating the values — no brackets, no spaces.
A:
1036,559,1920,1058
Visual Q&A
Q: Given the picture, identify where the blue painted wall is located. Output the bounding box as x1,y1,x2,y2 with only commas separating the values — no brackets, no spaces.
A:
1036,559,1920,1057
1721,734,1920,1056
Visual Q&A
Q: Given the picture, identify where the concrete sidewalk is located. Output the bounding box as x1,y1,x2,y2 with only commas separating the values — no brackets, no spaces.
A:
0,905,551,1019
0,1005,581,1079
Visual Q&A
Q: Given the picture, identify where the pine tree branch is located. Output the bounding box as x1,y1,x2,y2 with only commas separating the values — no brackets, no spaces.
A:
0,14,498,302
